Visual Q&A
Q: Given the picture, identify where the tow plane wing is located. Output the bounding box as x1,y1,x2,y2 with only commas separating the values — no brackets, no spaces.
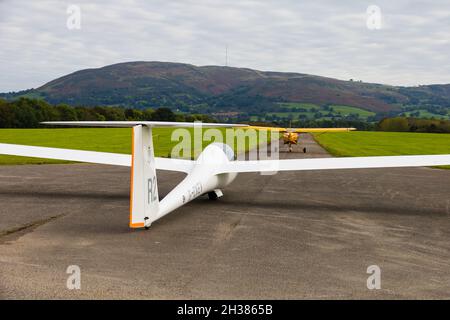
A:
247,126,356,133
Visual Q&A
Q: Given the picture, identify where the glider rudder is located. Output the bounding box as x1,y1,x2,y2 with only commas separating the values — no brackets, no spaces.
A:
129,125,160,229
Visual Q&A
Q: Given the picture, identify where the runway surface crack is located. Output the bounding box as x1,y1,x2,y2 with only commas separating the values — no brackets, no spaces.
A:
0,214,65,244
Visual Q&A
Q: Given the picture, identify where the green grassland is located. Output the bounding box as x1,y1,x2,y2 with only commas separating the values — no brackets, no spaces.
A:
251,102,449,122
2,129,449,170
258,102,375,121
331,105,375,117
313,131,450,169
401,109,450,120
278,102,319,110
0,128,267,165
266,111,315,118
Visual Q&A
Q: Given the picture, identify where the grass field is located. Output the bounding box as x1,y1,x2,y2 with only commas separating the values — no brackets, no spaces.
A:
267,111,315,118
0,128,266,165
261,103,375,121
2,129,449,169
331,105,375,118
401,109,450,120
313,131,450,169
278,102,319,110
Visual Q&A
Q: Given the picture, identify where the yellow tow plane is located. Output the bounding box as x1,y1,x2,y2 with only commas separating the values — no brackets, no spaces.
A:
248,126,356,152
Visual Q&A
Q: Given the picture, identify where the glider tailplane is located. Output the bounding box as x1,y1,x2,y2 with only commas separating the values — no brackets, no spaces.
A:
129,125,159,229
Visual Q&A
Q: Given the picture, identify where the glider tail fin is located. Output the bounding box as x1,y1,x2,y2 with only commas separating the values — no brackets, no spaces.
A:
129,125,160,228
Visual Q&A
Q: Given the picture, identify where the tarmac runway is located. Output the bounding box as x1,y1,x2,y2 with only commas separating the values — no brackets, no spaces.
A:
0,134,449,299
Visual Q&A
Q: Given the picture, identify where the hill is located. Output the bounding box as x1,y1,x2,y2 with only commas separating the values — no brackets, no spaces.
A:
2,61,449,119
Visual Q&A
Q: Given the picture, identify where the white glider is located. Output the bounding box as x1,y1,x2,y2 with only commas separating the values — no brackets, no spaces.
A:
1,121,450,229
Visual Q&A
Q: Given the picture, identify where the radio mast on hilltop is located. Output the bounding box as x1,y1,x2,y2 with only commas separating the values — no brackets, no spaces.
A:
225,45,228,67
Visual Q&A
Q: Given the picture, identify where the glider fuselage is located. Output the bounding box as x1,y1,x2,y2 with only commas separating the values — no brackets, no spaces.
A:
157,143,238,218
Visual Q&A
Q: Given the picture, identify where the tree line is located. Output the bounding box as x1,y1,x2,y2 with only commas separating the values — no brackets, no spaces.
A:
377,117,450,133
2,97,449,133
0,98,216,128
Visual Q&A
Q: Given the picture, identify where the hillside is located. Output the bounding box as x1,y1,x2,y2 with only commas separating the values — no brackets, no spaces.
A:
2,61,450,119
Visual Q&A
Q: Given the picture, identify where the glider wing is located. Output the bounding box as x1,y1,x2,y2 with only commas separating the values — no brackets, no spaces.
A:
0,143,194,173
217,154,450,174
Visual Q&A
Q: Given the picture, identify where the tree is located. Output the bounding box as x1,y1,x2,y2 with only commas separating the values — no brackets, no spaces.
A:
0,98,218,128
377,117,409,132
56,104,78,121
151,108,176,121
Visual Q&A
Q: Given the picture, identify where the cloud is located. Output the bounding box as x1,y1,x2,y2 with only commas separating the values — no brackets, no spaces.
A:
0,0,449,91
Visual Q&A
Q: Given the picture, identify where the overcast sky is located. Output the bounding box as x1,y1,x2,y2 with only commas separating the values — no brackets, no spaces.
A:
0,0,449,92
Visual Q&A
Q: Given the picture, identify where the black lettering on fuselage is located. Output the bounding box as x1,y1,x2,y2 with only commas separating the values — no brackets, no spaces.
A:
147,176,157,203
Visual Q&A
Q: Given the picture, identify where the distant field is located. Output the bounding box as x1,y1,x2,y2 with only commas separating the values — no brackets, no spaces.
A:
313,131,450,169
251,103,449,122
260,102,375,121
266,111,315,118
278,102,319,110
331,105,375,117
401,109,450,120
0,128,265,165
